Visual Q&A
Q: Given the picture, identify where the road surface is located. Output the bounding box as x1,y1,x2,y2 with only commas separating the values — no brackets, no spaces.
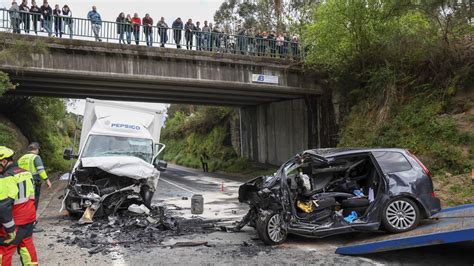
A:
12,164,473,265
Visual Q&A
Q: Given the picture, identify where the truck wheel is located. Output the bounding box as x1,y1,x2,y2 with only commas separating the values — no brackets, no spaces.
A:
256,212,287,245
382,198,420,233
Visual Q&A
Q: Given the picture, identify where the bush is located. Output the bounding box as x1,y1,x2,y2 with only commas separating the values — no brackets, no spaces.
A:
0,97,76,171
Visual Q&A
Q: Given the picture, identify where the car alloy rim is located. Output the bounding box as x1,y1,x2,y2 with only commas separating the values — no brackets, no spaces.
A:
386,200,416,230
267,214,286,242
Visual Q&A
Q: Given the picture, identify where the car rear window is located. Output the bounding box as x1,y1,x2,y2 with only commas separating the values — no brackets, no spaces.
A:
373,151,412,173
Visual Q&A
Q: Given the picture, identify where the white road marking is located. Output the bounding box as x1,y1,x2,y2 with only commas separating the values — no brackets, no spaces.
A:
160,177,198,194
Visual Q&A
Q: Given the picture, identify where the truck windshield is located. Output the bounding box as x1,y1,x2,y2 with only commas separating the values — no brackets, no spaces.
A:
82,135,153,163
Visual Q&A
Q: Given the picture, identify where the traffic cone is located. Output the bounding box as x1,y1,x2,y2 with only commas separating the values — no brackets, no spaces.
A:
471,169,474,185
221,181,225,192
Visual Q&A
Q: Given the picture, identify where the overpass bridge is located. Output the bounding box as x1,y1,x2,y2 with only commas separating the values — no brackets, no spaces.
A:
0,32,337,165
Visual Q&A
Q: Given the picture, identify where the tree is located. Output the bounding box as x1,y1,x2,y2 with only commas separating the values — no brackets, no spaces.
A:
0,71,15,96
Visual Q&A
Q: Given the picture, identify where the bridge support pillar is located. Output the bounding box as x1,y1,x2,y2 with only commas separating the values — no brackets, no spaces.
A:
240,95,337,165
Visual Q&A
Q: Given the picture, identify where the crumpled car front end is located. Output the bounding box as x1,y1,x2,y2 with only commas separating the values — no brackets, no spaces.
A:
63,156,160,219
235,174,286,229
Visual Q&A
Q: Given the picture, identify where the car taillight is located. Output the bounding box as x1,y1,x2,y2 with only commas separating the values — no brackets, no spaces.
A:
406,150,433,178
431,191,437,198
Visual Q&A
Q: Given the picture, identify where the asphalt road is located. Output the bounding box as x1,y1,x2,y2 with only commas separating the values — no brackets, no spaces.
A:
13,164,473,265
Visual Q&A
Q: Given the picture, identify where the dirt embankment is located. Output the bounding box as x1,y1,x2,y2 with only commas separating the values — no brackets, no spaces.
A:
435,88,474,207
0,114,29,156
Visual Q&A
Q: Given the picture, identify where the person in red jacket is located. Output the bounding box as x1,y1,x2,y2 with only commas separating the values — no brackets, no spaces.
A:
0,146,38,266
132,13,141,45
142,13,153,47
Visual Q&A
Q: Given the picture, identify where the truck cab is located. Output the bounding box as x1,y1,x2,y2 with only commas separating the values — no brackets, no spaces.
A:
62,98,167,216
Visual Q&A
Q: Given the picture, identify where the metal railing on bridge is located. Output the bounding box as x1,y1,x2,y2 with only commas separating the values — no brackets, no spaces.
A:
1,8,302,60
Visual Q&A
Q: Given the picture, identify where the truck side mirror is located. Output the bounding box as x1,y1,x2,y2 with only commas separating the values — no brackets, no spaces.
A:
63,148,77,160
154,159,167,172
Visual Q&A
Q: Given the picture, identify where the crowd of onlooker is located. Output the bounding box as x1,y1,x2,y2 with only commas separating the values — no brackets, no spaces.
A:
7,0,300,58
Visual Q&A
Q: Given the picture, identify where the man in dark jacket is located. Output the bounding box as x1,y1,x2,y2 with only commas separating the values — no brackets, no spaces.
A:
143,14,154,47
172,17,183,49
236,26,247,55
19,0,30,33
40,0,52,36
52,4,62,38
195,21,202,51
157,17,168,47
184,19,195,50
30,1,41,34
267,30,276,57
116,12,126,44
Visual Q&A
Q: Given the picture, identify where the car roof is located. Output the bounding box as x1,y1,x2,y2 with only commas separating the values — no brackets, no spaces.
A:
303,148,407,158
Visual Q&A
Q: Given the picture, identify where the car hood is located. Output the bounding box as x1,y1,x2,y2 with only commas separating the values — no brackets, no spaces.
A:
238,175,280,203
80,156,159,181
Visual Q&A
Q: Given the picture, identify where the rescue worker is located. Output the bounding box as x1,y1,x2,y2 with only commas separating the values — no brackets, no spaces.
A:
18,142,52,212
0,146,38,266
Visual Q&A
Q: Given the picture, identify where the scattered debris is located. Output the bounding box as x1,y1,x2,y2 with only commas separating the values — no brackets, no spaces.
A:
181,196,188,200
128,204,150,215
168,241,209,248
59,205,225,255
78,207,95,225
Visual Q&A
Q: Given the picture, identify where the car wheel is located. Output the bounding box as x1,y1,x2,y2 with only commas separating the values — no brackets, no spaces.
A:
256,212,287,245
382,198,420,233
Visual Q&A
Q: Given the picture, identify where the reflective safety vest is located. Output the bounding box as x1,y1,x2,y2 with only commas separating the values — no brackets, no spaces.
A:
17,153,48,181
0,174,18,232
13,170,36,205
1,165,36,228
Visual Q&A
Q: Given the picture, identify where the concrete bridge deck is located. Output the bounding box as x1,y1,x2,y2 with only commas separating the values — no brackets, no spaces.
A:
0,32,322,106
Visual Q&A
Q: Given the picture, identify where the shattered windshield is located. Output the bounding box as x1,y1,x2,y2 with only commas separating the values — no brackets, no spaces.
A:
82,135,153,163
283,162,301,176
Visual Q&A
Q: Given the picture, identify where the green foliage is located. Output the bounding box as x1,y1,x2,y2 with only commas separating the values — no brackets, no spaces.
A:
303,0,439,73
0,72,15,95
339,91,472,174
0,97,76,171
162,105,276,176
163,106,233,139
0,122,21,152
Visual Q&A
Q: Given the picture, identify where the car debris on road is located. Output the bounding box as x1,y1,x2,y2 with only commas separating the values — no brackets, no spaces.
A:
58,205,229,255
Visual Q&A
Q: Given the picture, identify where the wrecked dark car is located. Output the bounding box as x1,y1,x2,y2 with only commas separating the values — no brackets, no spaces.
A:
238,148,441,245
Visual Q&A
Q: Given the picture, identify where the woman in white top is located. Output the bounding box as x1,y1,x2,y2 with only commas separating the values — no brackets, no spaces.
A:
276,33,285,58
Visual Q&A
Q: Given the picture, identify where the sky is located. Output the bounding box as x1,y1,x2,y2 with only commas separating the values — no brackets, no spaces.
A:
1,0,223,115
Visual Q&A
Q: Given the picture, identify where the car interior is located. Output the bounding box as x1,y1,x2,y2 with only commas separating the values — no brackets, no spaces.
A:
286,154,382,225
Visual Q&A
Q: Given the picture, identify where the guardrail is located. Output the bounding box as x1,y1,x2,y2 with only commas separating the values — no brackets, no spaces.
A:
0,8,301,59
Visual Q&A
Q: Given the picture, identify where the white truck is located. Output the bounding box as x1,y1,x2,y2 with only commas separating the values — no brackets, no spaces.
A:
62,98,167,217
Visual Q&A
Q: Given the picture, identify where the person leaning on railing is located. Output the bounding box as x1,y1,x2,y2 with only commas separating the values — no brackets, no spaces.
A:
9,1,21,34
19,0,30,34
201,20,211,51
125,14,132,45
116,12,126,44
52,4,62,38
291,35,300,60
40,0,52,36
131,13,141,45
29,1,41,35
143,13,153,47
62,4,72,39
184,18,195,50
172,17,183,49
87,5,102,42
156,17,168,48
195,21,202,51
